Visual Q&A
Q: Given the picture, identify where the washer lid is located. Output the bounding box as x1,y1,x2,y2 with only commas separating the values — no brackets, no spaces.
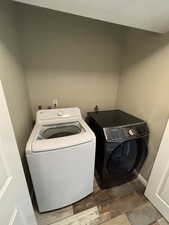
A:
31,121,94,152
38,122,82,140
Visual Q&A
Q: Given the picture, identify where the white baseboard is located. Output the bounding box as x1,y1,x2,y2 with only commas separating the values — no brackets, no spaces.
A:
134,170,147,186
137,173,147,186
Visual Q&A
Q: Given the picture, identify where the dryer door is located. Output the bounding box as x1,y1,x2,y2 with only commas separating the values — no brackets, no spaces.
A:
107,140,138,176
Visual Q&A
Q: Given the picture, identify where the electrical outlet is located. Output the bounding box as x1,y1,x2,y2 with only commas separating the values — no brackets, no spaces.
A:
52,99,58,108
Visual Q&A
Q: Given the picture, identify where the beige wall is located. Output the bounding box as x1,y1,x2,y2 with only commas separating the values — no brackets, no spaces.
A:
18,5,122,117
0,0,33,180
16,3,169,183
117,28,169,181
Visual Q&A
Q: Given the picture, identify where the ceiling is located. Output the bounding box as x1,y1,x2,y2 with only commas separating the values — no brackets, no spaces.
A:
13,0,169,33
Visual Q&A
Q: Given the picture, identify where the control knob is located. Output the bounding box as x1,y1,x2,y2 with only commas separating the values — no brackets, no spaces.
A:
128,129,136,136
57,112,63,116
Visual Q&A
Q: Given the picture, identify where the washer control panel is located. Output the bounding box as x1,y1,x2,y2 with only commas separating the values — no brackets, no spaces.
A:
103,123,149,142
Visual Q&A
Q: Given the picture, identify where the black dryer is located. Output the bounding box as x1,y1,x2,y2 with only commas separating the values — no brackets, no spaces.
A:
87,110,149,188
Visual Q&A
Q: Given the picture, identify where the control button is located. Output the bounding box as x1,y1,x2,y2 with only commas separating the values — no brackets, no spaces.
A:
57,112,63,116
128,129,135,136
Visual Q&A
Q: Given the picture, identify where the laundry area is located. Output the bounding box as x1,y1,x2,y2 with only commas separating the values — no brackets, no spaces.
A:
1,0,169,225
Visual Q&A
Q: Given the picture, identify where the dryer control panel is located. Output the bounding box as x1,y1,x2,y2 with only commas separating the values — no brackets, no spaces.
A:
103,123,149,142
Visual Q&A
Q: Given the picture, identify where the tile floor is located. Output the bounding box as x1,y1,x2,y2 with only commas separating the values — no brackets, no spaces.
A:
35,178,169,225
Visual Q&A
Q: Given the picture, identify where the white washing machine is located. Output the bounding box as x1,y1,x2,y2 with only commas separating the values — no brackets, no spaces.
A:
26,107,96,212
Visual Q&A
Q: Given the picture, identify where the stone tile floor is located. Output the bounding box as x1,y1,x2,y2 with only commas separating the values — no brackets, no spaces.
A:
35,178,169,225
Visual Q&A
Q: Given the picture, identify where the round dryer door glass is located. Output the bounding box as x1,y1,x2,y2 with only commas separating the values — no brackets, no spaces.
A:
40,122,82,139
107,140,138,176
